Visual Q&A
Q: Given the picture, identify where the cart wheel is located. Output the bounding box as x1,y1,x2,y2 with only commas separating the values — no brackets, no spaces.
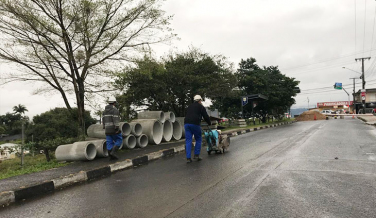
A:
222,148,225,154
207,150,212,155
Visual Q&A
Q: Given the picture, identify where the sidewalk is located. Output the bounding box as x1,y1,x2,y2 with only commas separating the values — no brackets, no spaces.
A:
0,121,295,207
358,114,376,125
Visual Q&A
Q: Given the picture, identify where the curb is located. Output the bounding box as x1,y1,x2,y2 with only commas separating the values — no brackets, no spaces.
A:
0,121,295,207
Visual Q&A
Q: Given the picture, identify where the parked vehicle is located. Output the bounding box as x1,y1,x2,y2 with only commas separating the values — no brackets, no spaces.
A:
321,110,334,115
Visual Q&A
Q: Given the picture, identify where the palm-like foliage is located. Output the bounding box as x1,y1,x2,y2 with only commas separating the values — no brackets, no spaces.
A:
13,104,28,115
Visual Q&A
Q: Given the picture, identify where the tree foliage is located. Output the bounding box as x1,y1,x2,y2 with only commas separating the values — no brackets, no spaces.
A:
212,57,299,118
0,0,175,131
13,104,28,115
26,107,96,161
27,107,96,142
115,48,237,117
0,111,30,135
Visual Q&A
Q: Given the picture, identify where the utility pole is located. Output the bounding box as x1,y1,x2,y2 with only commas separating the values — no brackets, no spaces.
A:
349,78,359,113
21,120,24,166
355,57,371,113
307,97,309,110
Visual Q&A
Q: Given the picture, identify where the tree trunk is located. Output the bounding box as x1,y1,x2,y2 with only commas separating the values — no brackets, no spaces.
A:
44,148,50,162
76,79,86,138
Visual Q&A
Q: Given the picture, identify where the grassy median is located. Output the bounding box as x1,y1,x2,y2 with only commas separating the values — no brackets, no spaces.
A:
0,154,70,180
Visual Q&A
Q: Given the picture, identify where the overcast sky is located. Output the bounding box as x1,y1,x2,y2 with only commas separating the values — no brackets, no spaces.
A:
1,0,376,118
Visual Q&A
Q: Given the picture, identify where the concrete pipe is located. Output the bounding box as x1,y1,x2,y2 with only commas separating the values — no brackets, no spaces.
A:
123,135,137,149
136,134,148,148
55,142,97,162
176,117,185,138
162,119,173,142
87,124,106,139
138,111,165,123
133,119,163,145
164,112,176,123
87,123,131,138
86,140,108,158
120,122,131,137
172,120,182,140
129,122,143,137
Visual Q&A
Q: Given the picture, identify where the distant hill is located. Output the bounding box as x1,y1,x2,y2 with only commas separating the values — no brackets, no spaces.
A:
290,108,307,117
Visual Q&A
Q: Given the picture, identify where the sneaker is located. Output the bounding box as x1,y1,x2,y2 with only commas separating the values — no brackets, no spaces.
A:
193,155,202,161
186,158,192,163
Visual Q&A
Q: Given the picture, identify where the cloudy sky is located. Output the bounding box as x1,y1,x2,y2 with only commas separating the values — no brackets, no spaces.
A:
1,0,376,118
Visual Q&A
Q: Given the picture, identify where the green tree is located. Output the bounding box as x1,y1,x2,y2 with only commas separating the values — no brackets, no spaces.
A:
26,107,96,161
13,104,28,115
0,0,175,134
115,48,237,117
237,58,299,118
0,125,6,135
0,112,27,135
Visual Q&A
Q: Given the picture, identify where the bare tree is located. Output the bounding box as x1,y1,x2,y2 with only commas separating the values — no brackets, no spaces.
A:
0,0,175,132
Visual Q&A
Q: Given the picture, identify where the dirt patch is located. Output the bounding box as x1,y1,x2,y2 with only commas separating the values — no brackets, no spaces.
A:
296,110,326,121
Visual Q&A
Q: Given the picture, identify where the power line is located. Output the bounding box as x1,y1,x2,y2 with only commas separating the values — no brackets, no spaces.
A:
298,81,376,96
363,0,367,56
355,0,357,54
299,79,376,93
370,4,376,57
280,49,376,72
286,60,356,75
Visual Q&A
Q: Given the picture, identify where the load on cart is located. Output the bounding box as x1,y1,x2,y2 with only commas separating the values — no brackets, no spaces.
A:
202,119,230,154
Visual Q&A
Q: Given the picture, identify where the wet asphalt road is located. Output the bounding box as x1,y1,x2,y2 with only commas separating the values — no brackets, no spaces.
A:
1,118,376,218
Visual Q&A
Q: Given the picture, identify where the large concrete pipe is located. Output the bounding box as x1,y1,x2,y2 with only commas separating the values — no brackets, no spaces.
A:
176,117,185,138
55,142,97,162
123,135,137,149
120,122,131,137
172,120,182,140
87,124,106,139
133,119,163,145
164,112,176,123
136,134,148,148
129,122,143,137
86,140,108,158
87,123,131,138
138,111,165,123
162,119,173,142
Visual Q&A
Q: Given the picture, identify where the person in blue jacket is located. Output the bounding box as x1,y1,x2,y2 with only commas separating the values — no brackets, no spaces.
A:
184,95,211,163
102,96,123,160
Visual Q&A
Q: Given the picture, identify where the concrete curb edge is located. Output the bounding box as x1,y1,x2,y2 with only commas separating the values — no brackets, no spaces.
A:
0,120,296,207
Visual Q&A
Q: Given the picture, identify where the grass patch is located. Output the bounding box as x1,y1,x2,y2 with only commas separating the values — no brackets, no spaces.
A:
0,154,70,180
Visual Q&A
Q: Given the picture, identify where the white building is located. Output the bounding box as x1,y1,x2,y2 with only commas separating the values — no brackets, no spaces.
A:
0,143,19,160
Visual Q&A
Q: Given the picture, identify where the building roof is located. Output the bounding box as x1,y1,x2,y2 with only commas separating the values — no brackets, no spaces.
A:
0,143,19,148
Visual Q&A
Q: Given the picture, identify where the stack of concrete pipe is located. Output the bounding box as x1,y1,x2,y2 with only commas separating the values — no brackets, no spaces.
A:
86,121,143,150
136,111,184,144
175,117,185,139
132,119,163,145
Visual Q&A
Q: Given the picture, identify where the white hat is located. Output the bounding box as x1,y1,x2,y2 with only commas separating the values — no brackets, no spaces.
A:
194,95,202,101
108,96,117,103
